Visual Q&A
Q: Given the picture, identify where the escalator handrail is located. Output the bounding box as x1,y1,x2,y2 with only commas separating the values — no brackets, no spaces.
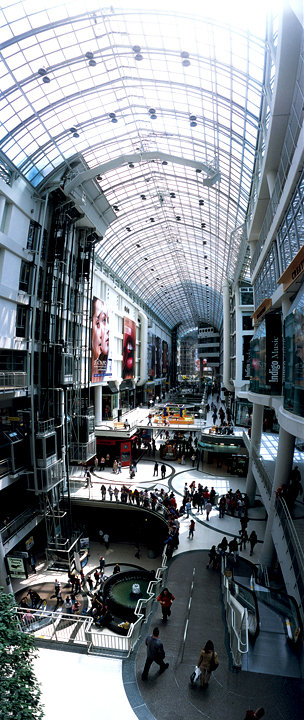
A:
230,576,260,642
231,560,303,645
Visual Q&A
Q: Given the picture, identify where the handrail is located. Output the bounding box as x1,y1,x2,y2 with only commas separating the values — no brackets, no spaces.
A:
221,557,248,667
275,496,304,619
0,371,28,391
230,577,260,642
0,457,11,478
16,547,168,658
251,443,273,497
1,506,41,544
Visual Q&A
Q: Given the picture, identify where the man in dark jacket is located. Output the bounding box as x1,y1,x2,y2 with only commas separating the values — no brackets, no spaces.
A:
141,627,169,680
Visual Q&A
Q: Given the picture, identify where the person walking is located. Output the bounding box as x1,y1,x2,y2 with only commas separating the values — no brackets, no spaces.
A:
185,499,191,518
249,530,258,556
100,456,105,471
189,518,195,539
205,500,212,521
104,532,110,549
161,463,166,479
141,627,169,680
157,588,175,622
30,554,36,573
99,555,105,573
153,461,159,477
197,639,219,687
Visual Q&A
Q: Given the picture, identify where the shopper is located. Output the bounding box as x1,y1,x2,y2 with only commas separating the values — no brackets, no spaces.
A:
189,518,195,539
197,639,219,687
141,627,169,680
157,588,175,622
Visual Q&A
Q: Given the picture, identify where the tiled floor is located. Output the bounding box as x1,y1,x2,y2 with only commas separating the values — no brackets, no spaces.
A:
12,408,304,720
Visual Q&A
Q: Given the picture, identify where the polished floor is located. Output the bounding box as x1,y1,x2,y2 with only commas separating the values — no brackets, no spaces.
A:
13,409,304,720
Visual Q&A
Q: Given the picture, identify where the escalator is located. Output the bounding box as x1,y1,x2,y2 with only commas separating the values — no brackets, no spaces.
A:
227,557,303,678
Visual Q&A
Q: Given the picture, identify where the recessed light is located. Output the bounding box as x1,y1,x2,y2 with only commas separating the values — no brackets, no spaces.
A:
133,45,141,53
70,127,77,133
42,76,51,83
190,121,197,127
111,118,118,123
86,52,94,60
89,59,97,67
190,115,196,121
182,59,191,67
150,114,157,120
181,51,189,58
148,108,156,114
38,67,47,76
135,54,143,61
73,132,79,138
109,113,116,118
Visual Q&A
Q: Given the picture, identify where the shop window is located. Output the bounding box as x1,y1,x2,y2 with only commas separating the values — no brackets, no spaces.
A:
19,261,30,292
16,305,27,338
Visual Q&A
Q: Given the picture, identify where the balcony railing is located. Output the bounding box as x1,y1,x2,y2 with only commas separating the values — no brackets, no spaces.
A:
251,443,273,497
1,506,41,544
0,372,28,392
0,457,11,478
275,497,304,612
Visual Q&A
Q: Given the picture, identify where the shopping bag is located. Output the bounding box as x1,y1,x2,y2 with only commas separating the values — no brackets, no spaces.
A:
190,665,201,684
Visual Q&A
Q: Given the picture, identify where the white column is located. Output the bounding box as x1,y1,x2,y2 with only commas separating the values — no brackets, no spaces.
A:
95,385,102,425
245,402,264,505
234,286,242,386
0,195,6,230
259,426,295,568
222,279,234,391
266,170,276,196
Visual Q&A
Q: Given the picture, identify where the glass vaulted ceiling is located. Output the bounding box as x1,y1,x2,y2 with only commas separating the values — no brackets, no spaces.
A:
0,1,268,332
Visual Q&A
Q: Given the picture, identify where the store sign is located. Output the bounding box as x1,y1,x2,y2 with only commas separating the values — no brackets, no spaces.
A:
7,556,27,579
25,536,34,551
266,315,282,392
278,245,304,291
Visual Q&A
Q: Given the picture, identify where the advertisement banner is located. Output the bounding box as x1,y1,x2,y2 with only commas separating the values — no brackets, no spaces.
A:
162,340,168,375
156,336,161,377
242,335,252,380
148,332,155,377
266,315,282,392
91,297,113,383
122,317,136,379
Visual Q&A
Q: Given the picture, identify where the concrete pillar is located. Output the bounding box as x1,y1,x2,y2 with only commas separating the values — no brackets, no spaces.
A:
0,535,13,593
0,195,6,230
222,279,234,391
266,170,277,196
259,426,295,568
234,286,242,385
95,385,102,425
245,402,264,505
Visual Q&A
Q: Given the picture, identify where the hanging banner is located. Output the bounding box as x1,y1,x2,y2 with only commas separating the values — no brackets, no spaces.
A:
122,317,136,379
242,335,252,380
266,315,282,392
91,297,113,383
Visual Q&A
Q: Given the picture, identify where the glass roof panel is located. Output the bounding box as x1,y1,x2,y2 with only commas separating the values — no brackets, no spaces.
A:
0,1,269,331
